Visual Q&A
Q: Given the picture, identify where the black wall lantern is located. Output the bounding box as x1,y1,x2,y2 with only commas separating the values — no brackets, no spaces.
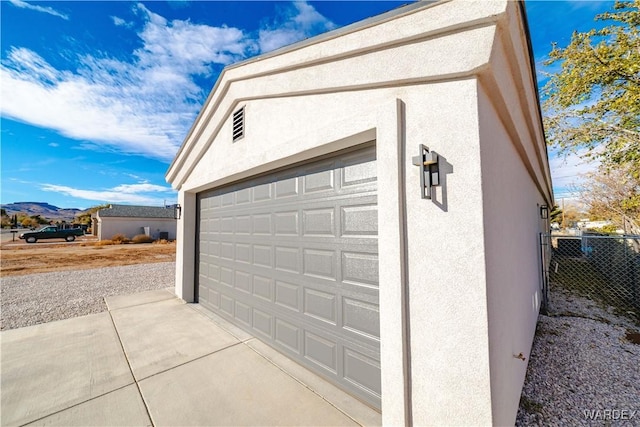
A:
174,204,182,220
540,204,549,219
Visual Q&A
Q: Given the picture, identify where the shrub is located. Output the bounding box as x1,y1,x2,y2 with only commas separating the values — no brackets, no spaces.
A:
587,224,620,235
153,238,170,245
111,233,129,244
132,234,154,244
95,240,115,246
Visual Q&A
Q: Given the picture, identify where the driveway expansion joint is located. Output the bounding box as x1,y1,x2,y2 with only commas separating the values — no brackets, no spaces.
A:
133,341,244,382
108,310,156,427
14,383,137,427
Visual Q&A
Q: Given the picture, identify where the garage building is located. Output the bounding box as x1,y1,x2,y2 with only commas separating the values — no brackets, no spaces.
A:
166,1,553,425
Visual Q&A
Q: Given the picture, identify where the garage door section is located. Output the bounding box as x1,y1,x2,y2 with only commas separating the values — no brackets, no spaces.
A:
197,144,380,408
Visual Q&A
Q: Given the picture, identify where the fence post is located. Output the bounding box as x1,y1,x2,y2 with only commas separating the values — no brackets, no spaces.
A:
539,232,549,315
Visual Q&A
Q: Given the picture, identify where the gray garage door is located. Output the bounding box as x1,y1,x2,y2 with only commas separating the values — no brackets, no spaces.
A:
196,143,380,408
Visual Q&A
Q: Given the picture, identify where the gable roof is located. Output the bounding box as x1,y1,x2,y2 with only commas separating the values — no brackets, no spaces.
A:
97,204,176,219
166,0,440,183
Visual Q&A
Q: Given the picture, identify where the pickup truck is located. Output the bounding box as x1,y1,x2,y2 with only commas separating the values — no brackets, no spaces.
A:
19,226,84,243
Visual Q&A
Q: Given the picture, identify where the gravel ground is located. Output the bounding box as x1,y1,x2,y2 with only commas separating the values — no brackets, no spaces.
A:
516,287,640,426
3,262,639,425
0,262,175,330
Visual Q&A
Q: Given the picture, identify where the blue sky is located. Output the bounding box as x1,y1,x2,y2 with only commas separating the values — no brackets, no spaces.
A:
0,0,613,209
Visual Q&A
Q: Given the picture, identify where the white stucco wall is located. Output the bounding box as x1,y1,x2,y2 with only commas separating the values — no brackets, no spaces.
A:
97,217,177,241
167,1,551,425
478,81,546,425
477,6,553,425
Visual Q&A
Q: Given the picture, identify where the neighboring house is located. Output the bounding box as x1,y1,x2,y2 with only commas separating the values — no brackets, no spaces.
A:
577,219,613,230
93,204,177,241
165,1,552,425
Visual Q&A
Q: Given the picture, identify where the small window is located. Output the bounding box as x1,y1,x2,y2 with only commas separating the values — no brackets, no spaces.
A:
232,107,245,142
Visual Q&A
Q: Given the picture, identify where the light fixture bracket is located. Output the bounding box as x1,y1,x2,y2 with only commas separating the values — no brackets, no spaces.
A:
411,144,440,199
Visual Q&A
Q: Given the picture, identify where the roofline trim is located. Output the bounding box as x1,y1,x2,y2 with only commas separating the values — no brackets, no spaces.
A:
167,0,444,176
516,0,553,203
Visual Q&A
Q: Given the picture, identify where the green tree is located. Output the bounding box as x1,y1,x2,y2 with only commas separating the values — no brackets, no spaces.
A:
30,215,49,225
21,217,38,229
1,209,11,228
74,204,109,226
542,0,640,179
550,205,563,224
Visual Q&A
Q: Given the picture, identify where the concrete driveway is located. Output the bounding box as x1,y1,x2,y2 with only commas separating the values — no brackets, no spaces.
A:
1,289,380,426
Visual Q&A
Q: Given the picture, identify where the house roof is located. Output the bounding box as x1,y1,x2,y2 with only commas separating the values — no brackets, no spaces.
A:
97,204,176,219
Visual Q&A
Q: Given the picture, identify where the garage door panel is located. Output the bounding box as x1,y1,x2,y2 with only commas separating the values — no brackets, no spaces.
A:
344,347,381,397
340,204,378,237
303,169,335,194
341,154,377,187
208,264,220,281
220,242,234,260
234,270,252,294
302,248,336,280
274,246,301,273
274,279,301,312
208,241,220,258
198,285,209,304
220,294,234,316
197,144,380,408
275,177,299,198
303,288,337,325
235,215,251,234
252,308,273,338
209,217,220,233
250,244,271,268
342,298,380,340
252,214,272,235
304,331,338,374
220,267,233,287
252,275,273,302
302,208,335,236
274,211,299,235
236,188,251,205
341,250,379,288
275,318,301,353
235,243,252,264
235,300,252,326
253,183,273,202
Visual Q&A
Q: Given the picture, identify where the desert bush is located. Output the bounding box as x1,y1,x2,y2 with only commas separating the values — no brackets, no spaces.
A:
132,234,154,244
153,239,170,245
95,240,116,246
587,224,620,235
111,233,129,244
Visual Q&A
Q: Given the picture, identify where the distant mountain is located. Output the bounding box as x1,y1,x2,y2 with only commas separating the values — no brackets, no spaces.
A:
1,202,85,221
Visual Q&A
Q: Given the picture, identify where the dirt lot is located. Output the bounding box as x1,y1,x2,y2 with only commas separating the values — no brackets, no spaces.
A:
1,240,176,276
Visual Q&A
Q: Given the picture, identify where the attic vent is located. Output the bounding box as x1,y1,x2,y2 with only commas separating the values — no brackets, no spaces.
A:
232,107,245,142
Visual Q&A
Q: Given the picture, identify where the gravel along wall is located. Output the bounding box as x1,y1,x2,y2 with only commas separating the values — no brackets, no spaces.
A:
1,262,175,330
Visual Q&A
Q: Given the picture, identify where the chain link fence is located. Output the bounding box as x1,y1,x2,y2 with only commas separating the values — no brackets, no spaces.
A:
540,232,640,325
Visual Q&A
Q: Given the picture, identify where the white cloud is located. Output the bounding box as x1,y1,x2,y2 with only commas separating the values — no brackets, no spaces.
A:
8,0,68,20
111,182,172,194
1,1,336,161
41,181,176,205
258,1,336,53
1,4,253,161
124,173,143,180
111,16,132,28
48,142,59,147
